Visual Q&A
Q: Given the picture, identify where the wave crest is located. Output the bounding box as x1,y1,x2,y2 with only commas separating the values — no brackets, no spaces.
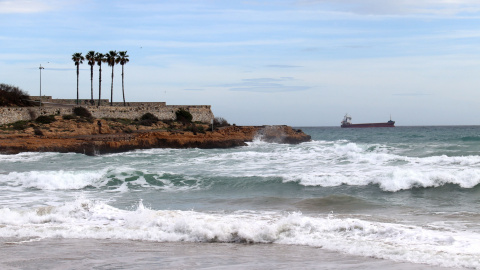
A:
0,199,479,269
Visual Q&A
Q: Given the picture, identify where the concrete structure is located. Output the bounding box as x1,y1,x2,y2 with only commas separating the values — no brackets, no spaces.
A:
1,97,214,125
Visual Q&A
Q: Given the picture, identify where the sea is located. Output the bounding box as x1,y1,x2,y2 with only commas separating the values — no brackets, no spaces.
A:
1,126,479,269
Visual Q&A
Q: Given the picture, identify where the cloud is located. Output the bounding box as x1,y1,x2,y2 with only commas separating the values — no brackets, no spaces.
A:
296,0,480,16
125,39,305,49
221,77,310,93
392,92,432,96
0,0,55,13
184,88,205,91
265,64,303,68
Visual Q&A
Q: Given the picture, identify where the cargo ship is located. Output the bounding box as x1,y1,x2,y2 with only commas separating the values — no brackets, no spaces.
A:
341,114,395,128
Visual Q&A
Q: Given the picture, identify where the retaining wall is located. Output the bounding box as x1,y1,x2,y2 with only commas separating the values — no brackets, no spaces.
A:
0,105,214,125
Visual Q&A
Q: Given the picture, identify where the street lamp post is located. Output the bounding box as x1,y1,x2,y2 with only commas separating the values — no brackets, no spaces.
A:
39,64,44,107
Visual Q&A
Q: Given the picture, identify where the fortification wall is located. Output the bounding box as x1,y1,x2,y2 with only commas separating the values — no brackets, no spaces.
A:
0,105,214,125
29,96,166,107
85,105,213,122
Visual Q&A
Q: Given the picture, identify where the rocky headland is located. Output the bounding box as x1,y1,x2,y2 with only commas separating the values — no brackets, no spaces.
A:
0,116,311,156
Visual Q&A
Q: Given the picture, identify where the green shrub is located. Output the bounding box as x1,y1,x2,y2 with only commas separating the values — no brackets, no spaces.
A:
196,125,205,134
140,113,159,122
35,115,56,124
184,123,206,135
137,113,159,126
73,107,92,118
176,109,192,124
138,119,156,126
0,84,35,107
106,118,134,125
62,114,77,120
11,120,29,130
213,117,230,128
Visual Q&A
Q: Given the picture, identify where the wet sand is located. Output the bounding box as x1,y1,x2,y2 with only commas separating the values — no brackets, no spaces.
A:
0,239,457,270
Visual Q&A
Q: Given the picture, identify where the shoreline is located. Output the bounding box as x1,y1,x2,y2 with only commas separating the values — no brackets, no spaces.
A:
0,239,452,270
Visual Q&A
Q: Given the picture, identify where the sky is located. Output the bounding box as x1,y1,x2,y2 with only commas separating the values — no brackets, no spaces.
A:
1,0,480,126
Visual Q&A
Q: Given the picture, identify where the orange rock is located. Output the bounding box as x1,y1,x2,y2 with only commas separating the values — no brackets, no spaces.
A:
0,120,310,156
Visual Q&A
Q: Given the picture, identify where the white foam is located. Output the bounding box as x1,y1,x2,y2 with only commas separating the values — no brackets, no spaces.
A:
173,139,480,191
3,137,480,194
181,139,480,191
1,170,108,190
0,200,478,269
0,152,59,163
373,168,480,191
6,140,478,192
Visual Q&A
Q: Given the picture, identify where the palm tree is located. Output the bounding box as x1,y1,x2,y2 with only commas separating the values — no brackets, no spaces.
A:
95,52,105,106
105,50,118,106
85,51,96,104
117,51,129,106
71,52,85,105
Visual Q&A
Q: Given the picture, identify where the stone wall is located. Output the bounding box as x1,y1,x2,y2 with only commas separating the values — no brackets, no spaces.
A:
0,105,214,125
85,105,213,122
29,96,166,107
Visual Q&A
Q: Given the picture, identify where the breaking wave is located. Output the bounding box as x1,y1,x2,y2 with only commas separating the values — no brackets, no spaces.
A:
2,140,480,193
0,199,478,269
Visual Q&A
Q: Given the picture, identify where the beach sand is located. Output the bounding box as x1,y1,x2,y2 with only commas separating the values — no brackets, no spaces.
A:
0,238,456,270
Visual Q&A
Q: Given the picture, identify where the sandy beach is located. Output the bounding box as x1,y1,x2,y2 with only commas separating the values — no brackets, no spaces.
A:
0,239,455,270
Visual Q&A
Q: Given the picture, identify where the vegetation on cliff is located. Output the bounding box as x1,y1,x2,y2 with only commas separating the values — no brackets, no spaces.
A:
139,113,159,126
175,108,193,124
35,115,57,124
213,117,230,128
73,106,93,118
0,83,35,107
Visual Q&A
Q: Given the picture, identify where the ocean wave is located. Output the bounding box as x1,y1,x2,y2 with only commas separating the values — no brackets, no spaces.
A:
0,199,479,269
461,136,480,142
376,168,480,191
3,140,480,193
1,170,108,190
287,167,480,192
0,152,60,163
0,168,206,192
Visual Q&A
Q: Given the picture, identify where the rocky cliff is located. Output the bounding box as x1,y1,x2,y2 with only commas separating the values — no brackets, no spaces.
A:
0,117,311,156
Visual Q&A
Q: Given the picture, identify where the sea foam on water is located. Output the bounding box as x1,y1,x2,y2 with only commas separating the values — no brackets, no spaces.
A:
0,199,479,268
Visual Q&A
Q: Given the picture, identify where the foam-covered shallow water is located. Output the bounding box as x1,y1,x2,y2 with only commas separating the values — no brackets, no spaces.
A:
1,126,480,269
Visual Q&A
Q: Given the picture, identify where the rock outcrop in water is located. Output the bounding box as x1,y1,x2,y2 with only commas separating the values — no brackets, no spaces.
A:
0,117,311,156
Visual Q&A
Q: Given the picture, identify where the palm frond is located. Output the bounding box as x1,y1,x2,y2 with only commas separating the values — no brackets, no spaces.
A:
105,50,118,66
94,52,105,66
117,51,130,65
86,51,96,66
71,52,84,65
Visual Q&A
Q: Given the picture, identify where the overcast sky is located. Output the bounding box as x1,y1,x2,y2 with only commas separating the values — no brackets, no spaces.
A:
1,0,480,126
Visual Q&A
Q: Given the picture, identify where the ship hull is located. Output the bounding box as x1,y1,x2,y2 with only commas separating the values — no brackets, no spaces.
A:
341,122,395,128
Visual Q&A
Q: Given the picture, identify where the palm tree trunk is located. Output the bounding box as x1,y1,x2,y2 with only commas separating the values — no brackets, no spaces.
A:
122,64,125,106
90,65,94,104
110,65,114,106
98,65,102,106
76,65,79,105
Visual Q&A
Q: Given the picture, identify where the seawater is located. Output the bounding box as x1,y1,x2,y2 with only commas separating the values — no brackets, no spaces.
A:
1,126,480,269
